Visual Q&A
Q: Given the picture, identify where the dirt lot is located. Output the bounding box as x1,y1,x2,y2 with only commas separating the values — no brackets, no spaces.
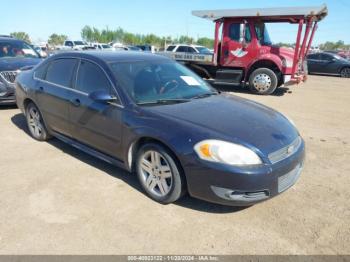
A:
0,75,349,255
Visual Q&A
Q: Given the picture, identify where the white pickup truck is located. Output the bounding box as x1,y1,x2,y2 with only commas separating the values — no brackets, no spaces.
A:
159,44,214,64
58,40,90,51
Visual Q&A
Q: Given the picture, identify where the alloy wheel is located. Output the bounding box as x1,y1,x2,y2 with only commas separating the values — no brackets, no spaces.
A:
139,150,173,197
27,107,44,138
341,68,350,78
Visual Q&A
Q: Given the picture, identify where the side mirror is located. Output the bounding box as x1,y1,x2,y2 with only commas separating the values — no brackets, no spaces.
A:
88,90,117,104
239,22,248,48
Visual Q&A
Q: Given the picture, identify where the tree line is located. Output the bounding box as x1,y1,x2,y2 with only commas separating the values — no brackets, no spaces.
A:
8,30,350,51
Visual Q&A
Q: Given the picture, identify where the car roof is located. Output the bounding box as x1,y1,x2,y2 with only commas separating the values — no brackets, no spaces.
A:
50,51,171,63
0,37,23,43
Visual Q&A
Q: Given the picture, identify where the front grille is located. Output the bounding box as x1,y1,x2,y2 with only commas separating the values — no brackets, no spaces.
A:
0,71,19,84
268,136,302,164
278,164,302,193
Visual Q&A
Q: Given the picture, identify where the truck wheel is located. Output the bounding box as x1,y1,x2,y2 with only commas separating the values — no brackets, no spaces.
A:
249,68,278,95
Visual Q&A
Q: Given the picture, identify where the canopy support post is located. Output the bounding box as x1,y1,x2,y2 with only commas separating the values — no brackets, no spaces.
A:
213,20,222,66
291,19,304,79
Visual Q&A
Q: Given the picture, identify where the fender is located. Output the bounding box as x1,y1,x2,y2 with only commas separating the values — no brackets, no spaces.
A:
245,54,283,80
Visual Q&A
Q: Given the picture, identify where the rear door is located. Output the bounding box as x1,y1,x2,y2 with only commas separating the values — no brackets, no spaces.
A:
34,58,78,136
68,59,123,159
307,53,321,73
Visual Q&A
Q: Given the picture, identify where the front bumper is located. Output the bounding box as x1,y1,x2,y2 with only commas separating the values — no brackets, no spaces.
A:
183,140,305,206
0,80,16,105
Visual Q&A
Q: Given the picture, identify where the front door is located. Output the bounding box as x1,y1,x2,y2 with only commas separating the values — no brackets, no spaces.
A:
68,59,123,159
221,21,257,68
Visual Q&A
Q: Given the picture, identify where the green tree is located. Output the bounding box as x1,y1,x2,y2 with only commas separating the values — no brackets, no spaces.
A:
197,37,214,48
10,32,31,43
48,34,68,46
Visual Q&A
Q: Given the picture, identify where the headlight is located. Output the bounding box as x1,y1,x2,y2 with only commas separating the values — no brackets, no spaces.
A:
194,140,262,166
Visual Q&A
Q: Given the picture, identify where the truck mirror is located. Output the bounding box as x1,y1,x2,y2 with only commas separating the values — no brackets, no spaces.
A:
239,23,248,48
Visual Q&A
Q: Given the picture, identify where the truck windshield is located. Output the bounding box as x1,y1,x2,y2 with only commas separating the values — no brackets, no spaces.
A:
110,61,216,105
254,23,272,46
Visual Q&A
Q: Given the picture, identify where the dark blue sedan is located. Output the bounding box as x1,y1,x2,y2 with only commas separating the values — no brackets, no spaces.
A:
15,51,305,206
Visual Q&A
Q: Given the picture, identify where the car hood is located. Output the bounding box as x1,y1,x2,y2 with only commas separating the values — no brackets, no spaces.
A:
144,94,299,155
0,57,42,71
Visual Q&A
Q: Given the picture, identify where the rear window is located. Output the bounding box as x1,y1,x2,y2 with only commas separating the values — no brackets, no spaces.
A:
45,59,77,87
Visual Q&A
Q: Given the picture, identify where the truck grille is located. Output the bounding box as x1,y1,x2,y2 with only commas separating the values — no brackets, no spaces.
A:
268,136,302,164
278,164,302,193
0,71,19,84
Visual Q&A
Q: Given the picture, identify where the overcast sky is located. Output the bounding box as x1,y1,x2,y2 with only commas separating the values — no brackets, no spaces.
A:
0,0,349,45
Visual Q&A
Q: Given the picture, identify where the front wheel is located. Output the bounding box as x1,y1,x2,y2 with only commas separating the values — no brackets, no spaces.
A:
248,68,278,95
135,143,185,204
340,67,350,78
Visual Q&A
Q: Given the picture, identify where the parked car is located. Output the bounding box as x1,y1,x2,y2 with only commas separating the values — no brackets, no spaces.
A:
0,36,42,105
33,45,48,58
93,43,114,51
15,51,305,206
166,44,213,55
136,45,156,53
59,40,90,51
307,52,350,78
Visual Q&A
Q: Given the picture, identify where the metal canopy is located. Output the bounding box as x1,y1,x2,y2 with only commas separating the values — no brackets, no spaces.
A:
192,5,328,22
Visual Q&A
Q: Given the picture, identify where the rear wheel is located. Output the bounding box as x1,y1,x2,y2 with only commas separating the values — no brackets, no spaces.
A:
25,102,51,141
340,67,350,78
136,143,185,204
249,68,278,95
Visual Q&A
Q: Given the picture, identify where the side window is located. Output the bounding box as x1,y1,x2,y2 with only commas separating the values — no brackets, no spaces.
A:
187,47,197,53
320,54,333,61
76,60,111,94
176,46,188,52
229,23,251,43
34,62,49,80
45,59,77,87
308,54,320,60
65,41,73,47
229,23,241,41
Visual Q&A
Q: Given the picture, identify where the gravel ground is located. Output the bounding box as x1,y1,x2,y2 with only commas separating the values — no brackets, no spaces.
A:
0,75,349,255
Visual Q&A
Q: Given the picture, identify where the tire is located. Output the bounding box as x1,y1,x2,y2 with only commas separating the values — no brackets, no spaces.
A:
340,67,350,78
25,102,51,141
135,143,185,204
248,68,278,95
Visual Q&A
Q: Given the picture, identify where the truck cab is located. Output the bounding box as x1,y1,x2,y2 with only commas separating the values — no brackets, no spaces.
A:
163,5,327,95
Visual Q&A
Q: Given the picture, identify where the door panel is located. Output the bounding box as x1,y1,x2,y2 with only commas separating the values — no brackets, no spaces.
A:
68,92,123,158
68,60,123,159
221,22,258,68
34,58,77,136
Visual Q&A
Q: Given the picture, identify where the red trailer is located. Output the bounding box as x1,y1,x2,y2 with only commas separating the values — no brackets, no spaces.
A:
166,5,328,95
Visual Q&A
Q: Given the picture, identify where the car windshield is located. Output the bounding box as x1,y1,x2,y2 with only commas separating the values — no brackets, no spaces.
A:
255,23,273,46
196,47,212,54
74,41,85,45
110,61,216,105
0,41,39,58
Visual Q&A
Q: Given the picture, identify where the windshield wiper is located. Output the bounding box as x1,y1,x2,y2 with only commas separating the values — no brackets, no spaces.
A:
136,98,191,105
191,92,218,100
